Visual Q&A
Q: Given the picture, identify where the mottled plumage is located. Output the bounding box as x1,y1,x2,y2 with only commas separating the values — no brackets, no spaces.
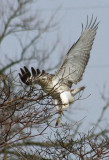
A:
19,16,99,125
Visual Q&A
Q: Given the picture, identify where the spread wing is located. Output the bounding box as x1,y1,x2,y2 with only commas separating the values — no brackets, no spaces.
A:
19,67,46,85
54,16,99,86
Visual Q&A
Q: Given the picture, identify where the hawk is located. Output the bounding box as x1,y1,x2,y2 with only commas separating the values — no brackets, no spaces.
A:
19,16,98,125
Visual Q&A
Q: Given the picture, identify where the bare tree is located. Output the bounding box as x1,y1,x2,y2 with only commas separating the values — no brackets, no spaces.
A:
0,0,61,74
0,1,109,160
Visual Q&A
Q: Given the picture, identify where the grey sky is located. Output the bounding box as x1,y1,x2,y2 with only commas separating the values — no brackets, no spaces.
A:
1,0,109,130
35,0,109,129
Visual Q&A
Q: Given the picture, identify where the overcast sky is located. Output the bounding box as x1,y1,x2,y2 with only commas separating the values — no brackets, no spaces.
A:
35,0,109,130
2,0,109,130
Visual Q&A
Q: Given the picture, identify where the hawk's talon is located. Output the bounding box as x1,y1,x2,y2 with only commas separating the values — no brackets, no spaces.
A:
55,117,62,126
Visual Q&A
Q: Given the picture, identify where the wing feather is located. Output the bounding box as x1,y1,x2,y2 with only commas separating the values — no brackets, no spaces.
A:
54,16,99,86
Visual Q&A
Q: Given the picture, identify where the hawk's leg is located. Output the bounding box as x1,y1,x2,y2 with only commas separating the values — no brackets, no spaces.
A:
55,109,63,126
71,86,85,96
60,92,69,109
54,99,60,110
54,99,64,126
55,93,69,126
54,99,65,115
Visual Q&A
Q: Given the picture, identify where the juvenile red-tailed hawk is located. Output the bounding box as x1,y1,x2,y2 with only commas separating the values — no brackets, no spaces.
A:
19,16,98,125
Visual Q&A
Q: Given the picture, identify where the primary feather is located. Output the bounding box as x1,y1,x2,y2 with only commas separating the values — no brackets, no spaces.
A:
54,16,98,86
